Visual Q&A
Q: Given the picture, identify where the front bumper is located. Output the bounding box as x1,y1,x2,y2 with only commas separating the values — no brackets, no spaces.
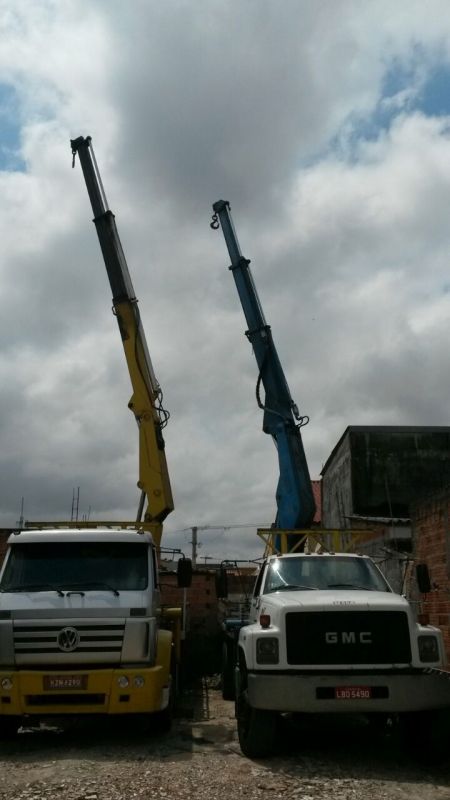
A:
247,669,450,713
0,667,170,717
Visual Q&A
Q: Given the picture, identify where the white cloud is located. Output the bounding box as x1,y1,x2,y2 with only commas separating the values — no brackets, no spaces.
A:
0,2,449,559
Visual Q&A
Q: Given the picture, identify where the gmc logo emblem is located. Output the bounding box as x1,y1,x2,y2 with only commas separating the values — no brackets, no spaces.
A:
325,631,372,644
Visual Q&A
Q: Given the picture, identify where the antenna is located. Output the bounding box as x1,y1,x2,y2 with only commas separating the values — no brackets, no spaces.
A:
16,497,25,530
71,487,80,522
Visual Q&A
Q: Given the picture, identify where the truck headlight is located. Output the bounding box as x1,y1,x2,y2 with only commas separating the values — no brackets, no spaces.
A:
256,637,279,664
117,676,129,688
418,635,439,662
1,678,12,691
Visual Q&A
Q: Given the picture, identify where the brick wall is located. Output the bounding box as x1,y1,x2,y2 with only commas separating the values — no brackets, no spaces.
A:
159,569,221,676
159,567,256,677
160,569,220,636
412,487,450,663
160,567,255,629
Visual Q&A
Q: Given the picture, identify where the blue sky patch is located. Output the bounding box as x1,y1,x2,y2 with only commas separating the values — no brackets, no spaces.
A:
325,53,450,164
418,63,450,117
0,84,25,172
381,58,417,102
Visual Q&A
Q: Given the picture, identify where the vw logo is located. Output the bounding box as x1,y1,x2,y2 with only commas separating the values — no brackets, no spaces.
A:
57,626,80,653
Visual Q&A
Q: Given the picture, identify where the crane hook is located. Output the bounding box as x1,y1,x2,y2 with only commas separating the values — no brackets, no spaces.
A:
210,212,220,230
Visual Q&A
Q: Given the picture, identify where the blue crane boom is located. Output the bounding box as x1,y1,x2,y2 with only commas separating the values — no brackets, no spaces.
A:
211,200,316,533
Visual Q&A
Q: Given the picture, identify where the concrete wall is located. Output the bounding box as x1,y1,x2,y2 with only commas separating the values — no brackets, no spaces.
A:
322,426,450,527
321,431,353,528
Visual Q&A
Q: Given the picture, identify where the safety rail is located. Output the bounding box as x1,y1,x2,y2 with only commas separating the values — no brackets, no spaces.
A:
23,520,158,533
257,527,379,556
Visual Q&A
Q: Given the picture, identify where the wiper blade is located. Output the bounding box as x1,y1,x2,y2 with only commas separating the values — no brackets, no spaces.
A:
1,583,64,597
327,583,373,590
60,582,120,596
268,583,319,592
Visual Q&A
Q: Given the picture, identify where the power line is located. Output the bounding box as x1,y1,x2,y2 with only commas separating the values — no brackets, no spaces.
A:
177,523,270,567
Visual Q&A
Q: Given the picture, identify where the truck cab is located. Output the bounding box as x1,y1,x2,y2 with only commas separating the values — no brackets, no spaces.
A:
0,529,184,733
236,552,449,758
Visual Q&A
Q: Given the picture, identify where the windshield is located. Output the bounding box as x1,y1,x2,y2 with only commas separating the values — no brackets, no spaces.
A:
264,556,390,593
0,542,149,592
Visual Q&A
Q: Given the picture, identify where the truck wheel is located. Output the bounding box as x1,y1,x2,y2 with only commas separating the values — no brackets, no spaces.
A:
154,669,176,734
221,640,235,701
236,689,277,758
154,703,172,734
0,717,20,739
366,713,392,736
153,646,179,734
401,710,450,764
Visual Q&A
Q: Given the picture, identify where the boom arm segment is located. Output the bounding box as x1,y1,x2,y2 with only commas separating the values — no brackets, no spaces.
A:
71,136,174,545
211,200,315,531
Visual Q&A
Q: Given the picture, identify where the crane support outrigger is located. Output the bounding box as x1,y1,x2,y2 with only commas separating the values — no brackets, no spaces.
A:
211,200,315,535
71,135,173,548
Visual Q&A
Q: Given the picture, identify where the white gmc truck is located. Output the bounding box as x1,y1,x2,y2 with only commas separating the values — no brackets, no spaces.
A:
234,552,450,758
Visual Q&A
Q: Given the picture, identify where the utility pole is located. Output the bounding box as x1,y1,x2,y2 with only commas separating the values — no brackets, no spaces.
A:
190,526,198,569
186,523,267,568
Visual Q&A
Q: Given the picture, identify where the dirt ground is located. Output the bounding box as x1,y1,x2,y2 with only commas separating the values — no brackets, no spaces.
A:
1,683,450,800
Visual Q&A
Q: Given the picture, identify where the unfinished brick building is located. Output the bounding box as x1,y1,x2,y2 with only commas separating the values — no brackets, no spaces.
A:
321,426,450,590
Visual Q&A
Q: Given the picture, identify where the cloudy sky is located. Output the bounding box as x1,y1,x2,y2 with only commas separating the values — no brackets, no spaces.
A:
0,0,449,561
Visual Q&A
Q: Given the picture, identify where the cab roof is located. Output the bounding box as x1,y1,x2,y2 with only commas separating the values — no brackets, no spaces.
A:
7,529,154,545
267,552,370,561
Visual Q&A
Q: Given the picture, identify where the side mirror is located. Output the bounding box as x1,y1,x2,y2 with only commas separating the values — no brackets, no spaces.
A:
416,563,431,594
177,557,192,588
215,566,228,599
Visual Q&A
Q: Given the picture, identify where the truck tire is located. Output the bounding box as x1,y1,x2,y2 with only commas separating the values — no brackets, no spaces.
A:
155,659,177,734
236,688,277,758
366,713,392,736
401,709,450,764
154,702,172,734
0,717,20,739
136,683,173,735
221,640,235,701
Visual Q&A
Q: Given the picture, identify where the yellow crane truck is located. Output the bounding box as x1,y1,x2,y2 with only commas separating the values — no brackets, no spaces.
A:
0,137,191,735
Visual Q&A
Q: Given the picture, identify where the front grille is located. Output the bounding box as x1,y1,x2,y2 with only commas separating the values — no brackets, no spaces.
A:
13,622,125,663
285,611,411,665
25,693,106,707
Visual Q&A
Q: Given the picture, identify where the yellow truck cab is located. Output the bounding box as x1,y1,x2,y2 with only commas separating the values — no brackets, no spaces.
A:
0,528,185,734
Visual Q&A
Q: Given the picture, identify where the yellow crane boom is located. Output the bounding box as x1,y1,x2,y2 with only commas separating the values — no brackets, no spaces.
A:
71,136,174,546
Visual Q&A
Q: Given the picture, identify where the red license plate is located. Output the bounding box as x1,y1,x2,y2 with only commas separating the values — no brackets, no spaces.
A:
335,685,372,699
43,675,88,691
